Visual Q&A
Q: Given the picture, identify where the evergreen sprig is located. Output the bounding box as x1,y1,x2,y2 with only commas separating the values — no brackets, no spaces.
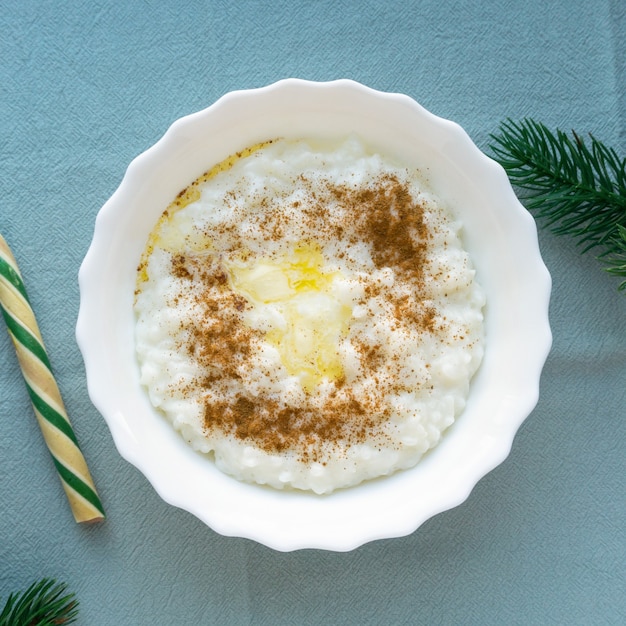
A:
489,118,626,291
0,579,78,626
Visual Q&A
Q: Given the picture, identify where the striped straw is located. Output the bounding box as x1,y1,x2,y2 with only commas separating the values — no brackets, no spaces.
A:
0,234,104,523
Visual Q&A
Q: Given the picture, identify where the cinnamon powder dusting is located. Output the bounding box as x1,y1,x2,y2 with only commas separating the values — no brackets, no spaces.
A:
163,171,443,463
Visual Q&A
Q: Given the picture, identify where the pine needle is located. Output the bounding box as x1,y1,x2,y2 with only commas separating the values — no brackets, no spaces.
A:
0,578,78,626
489,118,626,291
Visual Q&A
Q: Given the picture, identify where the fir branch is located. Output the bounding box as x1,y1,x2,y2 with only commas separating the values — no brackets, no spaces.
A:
605,224,626,290
0,579,78,626
489,118,626,291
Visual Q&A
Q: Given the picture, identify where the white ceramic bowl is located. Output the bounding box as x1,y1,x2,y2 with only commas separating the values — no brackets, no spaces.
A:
77,79,551,551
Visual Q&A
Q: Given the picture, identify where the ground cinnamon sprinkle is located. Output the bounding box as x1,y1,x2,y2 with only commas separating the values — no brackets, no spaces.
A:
355,175,429,278
329,173,441,334
163,171,443,462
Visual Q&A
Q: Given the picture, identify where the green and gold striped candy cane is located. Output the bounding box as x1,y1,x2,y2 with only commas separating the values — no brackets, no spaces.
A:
0,234,104,523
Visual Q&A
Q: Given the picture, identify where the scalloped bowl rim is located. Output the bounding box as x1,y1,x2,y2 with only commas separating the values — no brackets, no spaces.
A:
77,78,551,551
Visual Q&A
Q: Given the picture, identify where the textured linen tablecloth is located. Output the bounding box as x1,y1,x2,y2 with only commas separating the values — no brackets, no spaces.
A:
1,1,625,624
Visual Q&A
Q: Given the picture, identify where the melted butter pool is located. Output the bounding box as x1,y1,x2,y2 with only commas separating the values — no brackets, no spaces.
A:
226,242,352,391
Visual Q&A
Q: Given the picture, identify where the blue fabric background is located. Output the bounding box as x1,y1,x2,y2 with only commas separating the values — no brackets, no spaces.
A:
1,1,625,623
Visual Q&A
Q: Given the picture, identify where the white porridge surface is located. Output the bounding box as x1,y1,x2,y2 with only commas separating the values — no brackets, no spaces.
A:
134,136,485,494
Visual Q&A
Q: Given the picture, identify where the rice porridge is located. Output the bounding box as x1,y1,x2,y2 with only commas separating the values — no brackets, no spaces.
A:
134,136,485,494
